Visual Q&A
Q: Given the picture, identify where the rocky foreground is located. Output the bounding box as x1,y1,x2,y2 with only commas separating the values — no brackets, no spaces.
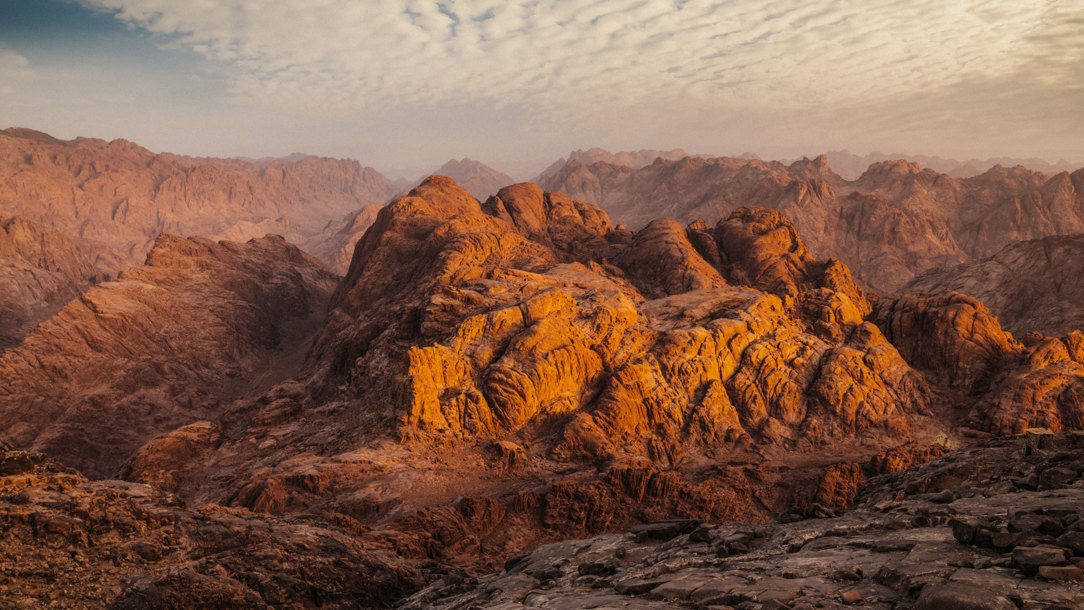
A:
406,431,1084,609
0,441,417,608
6,431,1084,608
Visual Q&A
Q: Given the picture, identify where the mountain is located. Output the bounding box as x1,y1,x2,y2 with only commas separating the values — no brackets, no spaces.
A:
299,203,384,274
432,158,515,200
0,233,338,477
388,158,516,201
1,176,1081,605
824,149,1082,180
0,216,115,348
0,128,397,270
111,179,1084,572
539,155,1084,294
536,147,697,180
904,234,1084,338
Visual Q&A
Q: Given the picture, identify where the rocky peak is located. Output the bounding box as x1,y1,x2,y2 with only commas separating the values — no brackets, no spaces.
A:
714,207,818,298
787,154,841,183
307,178,931,464
434,158,515,200
860,158,926,178
615,218,727,298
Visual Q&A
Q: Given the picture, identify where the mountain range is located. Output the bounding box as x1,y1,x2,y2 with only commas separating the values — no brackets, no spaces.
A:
0,128,1082,606
540,155,1084,295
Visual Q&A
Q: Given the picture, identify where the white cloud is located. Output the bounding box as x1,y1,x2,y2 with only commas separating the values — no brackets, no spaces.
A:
27,0,1070,165
0,50,31,96
76,0,1077,118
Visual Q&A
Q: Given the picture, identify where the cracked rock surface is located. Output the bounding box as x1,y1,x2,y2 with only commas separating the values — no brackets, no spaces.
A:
403,432,1084,609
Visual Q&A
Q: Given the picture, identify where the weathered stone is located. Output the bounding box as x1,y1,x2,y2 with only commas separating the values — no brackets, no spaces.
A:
914,582,1017,610
1012,545,1070,573
1008,513,1064,537
614,577,671,595
648,576,712,601
1040,467,1078,489
1037,565,1083,581
577,560,617,576
840,589,862,604
631,520,701,543
689,578,741,604
989,531,1024,550
951,518,992,545
1056,531,1084,554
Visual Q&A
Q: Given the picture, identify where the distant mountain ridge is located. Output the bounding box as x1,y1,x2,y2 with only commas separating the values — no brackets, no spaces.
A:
433,157,515,200
539,153,1084,294
821,149,1081,180
536,147,701,180
388,157,516,200
0,127,397,269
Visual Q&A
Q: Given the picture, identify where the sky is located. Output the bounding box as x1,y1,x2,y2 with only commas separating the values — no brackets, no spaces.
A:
1,0,1081,175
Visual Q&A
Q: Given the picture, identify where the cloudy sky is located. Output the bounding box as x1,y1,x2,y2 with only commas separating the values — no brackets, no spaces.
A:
2,0,1081,174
